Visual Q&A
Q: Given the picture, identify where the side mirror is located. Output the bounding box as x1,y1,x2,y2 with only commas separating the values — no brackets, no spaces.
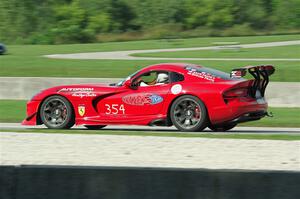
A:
124,79,138,90
124,79,131,87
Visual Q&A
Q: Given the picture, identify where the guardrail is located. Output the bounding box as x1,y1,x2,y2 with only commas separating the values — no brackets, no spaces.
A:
1,165,299,199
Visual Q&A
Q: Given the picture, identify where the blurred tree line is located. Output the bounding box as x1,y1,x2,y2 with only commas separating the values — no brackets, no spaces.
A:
0,0,299,44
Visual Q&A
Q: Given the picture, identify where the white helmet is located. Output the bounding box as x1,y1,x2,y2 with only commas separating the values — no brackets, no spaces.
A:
156,73,168,83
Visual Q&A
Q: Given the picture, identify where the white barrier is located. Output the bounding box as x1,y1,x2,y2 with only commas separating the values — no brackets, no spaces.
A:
0,77,299,107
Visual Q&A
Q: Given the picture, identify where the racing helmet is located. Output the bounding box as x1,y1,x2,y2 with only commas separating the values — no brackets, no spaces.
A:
156,73,169,83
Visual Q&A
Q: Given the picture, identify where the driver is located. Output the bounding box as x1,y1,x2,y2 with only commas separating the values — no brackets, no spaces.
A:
139,73,169,87
155,73,169,85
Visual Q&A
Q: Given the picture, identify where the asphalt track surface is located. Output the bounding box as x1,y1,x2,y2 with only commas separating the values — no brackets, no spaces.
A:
1,128,299,171
46,40,300,61
1,123,300,134
1,123,299,170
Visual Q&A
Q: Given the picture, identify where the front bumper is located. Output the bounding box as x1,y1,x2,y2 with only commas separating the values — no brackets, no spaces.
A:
22,100,40,125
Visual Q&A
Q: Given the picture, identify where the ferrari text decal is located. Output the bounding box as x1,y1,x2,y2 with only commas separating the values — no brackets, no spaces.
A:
105,104,125,114
187,69,215,82
122,93,163,106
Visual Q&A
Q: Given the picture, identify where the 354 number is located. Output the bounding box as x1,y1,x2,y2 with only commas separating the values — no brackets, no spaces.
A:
105,104,125,114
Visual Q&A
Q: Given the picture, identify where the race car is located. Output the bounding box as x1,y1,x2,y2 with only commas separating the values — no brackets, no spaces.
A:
22,63,275,132
0,43,6,55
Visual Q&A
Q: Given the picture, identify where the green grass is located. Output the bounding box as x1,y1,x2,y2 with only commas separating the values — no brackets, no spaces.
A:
1,100,299,127
0,34,299,81
1,128,300,140
0,100,26,123
5,34,300,54
0,59,298,81
134,45,300,58
240,107,300,127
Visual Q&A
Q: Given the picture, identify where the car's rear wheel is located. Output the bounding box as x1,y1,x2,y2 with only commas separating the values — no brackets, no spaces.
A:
208,123,237,132
84,125,106,130
170,95,208,132
40,95,74,129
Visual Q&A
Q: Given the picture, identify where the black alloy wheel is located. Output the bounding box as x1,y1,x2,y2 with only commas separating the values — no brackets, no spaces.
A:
40,95,74,129
170,95,208,132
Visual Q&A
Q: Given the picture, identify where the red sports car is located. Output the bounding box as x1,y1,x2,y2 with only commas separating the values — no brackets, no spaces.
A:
22,63,274,132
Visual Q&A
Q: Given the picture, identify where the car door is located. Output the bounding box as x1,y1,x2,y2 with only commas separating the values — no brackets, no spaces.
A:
97,71,171,119
124,83,171,115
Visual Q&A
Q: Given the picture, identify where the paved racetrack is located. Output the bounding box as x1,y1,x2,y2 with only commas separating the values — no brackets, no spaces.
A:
46,40,300,61
1,129,300,171
1,124,299,171
1,123,300,134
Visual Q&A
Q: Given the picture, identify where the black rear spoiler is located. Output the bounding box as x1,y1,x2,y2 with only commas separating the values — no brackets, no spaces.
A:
230,65,275,97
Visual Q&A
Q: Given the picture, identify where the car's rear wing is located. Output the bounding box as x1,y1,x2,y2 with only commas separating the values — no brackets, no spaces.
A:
230,65,275,97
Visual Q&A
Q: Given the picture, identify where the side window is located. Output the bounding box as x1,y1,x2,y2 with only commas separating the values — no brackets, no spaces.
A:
140,72,157,84
133,71,170,87
170,72,184,83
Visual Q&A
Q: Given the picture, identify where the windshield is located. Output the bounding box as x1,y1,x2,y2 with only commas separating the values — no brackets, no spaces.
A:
117,70,141,86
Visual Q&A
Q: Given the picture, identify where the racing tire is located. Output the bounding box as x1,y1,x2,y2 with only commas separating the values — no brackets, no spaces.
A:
40,95,75,129
170,95,208,132
208,123,237,132
84,125,106,130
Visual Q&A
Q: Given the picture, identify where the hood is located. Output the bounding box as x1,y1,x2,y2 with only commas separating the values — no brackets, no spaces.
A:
31,83,120,101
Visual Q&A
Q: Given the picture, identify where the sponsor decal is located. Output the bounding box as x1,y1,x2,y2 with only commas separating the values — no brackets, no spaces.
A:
78,105,85,116
122,93,163,106
230,70,245,78
171,84,182,95
59,88,96,98
59,88,94,92
149,95,163,104
72,93,96,98
187,68,215,82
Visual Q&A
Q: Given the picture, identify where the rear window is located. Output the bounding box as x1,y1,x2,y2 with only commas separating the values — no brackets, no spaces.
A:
170,72,184,82
185,65,232,80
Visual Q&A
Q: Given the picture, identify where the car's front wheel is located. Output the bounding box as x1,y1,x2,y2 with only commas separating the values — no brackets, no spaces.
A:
40,95,75,129
170,95,208,132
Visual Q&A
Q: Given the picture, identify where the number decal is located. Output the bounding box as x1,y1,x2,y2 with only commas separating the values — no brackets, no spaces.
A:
119,104,125,114
105,104,125,114
105,104,111,114
112,104,118,114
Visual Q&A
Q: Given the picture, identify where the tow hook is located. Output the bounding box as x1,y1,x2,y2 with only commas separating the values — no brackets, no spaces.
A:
266,112,273,117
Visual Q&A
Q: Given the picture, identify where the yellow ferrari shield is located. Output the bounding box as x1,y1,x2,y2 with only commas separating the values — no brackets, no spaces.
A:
78,105,85,116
